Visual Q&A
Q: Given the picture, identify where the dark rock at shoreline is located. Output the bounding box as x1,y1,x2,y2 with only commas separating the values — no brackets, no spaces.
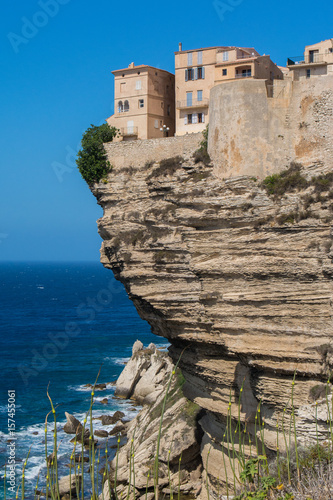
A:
94,429,108,438
100,398,108,405
100,411,125,426
108,422,127,436
63,412,83,435
84,383,107,391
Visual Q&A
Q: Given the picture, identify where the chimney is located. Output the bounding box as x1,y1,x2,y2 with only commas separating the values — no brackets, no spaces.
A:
179,42,182,52
128,62,135,68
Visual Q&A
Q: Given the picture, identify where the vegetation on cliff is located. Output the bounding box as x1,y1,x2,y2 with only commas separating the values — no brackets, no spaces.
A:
76,124,118,185
193,125,211,166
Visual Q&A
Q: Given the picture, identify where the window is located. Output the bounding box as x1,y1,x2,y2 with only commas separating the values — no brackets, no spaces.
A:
195,67,205,79
154,120,159,129
120,82,126,92
161,101,164,108
136,80,142,90
187,114,193,124
139,99,144,108
222,51,229,61
306,69,311,78
186,92,193,106
198,113,204,123
118,101,123,113
188,52,193,66
197,90,203,102
124,100,129,112
167,105,171,116
197,51,203,64
222,69,227,76
185,68,194,81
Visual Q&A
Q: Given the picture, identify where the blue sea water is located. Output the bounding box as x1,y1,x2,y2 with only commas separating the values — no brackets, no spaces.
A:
0,262,168,498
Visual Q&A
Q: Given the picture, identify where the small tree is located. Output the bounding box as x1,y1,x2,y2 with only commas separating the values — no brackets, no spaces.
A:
76,123,118,185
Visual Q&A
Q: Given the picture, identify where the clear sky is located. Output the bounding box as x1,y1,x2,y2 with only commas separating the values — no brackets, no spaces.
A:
0,0,332,261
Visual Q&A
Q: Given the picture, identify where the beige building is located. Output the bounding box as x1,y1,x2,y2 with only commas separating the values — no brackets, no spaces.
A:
107,63,175,141
175,44,283,135
287,38,333,80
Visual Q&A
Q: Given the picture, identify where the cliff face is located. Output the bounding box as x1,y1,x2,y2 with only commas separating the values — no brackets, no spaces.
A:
92,148,333,491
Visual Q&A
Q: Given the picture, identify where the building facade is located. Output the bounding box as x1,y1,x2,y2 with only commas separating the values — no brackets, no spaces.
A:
107,63,175,141
287,39,333,80
175,44,283,136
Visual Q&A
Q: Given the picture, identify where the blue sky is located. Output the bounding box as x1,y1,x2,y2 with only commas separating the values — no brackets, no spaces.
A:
0,0,332,261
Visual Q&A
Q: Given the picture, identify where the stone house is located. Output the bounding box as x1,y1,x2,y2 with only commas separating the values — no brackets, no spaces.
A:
106,63,175,141
287,38,333,80
174,44,283,136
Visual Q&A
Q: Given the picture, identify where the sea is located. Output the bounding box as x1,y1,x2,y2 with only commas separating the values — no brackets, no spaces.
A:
0,262,169,499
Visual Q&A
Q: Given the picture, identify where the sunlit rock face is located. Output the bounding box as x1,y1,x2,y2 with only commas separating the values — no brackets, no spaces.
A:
92,148,333,493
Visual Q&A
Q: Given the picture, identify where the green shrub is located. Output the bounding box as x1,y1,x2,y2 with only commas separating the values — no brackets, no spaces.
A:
193,125,211,166
76,123,118,185
311,172,333,193
262,162,308,197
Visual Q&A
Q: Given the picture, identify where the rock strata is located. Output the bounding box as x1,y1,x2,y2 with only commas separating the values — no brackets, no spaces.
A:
100,343,202,499
93,146,333,495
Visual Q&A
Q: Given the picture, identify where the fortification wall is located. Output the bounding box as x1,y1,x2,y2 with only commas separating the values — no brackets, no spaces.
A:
208,76,333,179
104,133,202,170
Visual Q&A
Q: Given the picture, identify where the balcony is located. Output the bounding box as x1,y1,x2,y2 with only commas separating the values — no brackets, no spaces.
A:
176,98,209,109
287,54,326,67
235,72,252,78
120,126,138,137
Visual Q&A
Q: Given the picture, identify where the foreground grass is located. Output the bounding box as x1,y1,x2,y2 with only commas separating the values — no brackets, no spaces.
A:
3,368,333,500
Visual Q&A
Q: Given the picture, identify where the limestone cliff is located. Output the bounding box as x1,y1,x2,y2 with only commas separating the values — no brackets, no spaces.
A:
91,141,333,494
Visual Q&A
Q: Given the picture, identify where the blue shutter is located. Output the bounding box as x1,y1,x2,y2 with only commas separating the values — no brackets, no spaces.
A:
185,69,188,81
194,67,198,80
202,67,205,79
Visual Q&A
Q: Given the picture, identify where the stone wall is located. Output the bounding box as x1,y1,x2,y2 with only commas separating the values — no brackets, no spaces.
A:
208,76,333,179
104,133,202,170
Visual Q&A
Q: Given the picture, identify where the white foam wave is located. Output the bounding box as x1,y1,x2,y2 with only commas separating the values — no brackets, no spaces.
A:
105,356,130,366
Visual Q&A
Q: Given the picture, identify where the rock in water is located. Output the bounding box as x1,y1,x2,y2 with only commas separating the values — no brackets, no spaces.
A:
100,411,125,425
63,412,82,435
94,429,108,438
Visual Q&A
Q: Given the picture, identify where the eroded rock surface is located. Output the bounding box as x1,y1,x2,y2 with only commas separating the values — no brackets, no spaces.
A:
93,150,333,494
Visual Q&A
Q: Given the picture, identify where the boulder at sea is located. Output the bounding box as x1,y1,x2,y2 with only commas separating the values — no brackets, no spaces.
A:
100,411,125,425
63,412,82,435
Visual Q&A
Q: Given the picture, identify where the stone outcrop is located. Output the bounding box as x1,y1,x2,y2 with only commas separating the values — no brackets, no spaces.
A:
100,342,202,499
63,412,83,435
92,116,333,495
115,342,173,404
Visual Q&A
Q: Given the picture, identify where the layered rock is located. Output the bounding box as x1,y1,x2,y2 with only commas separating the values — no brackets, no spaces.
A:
92,146,333,495
101,342,202,499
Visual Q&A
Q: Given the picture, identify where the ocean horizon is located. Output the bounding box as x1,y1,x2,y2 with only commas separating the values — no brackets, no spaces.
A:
0,261,168,498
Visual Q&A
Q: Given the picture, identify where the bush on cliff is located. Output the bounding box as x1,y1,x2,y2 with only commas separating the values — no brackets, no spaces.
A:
76,124,118,185
193,125,211,166
262,162,308,197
